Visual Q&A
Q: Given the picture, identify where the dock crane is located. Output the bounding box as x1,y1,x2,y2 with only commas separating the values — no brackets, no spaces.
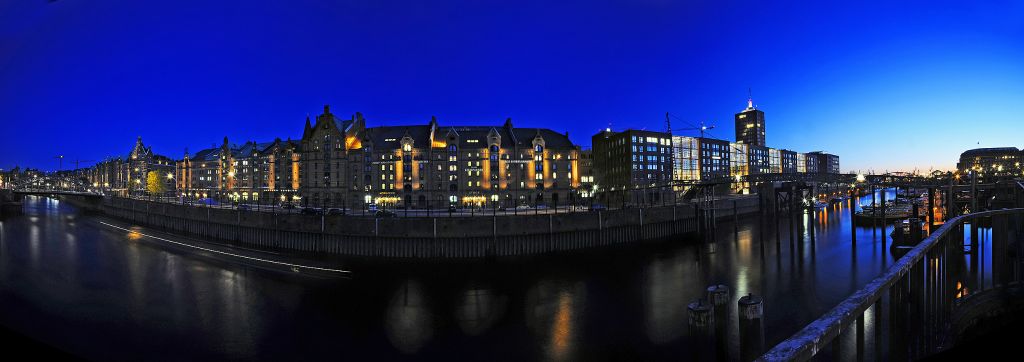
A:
71,159,94,170
665,112,716,138
54,156,94,171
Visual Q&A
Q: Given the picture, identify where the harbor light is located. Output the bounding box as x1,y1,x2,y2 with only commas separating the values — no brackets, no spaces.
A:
855,174,866,182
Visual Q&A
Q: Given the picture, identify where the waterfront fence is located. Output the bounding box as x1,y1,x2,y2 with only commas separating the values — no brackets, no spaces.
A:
99,196,760,258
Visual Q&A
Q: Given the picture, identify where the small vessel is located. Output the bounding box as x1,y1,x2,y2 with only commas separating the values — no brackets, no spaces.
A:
890,217,925,244
853,202,913,225
890,217,926,258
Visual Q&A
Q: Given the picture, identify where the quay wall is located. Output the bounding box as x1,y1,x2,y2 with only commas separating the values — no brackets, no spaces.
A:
92,196,761,258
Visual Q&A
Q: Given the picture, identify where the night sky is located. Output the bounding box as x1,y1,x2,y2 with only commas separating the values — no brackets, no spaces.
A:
2,0,1022,172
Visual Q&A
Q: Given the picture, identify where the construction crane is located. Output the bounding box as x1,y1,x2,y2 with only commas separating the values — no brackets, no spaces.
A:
666,112,716,138
71,159,94,170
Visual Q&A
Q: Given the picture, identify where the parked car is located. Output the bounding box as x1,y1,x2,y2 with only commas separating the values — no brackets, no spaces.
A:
368,203,379,212
237,204,251,211
515,204,532,210
375,210,397,218
326,208,344,215
300,207,320,215
196,198,219,206
280,203,296,210
589,203,608,211
448,205,458,213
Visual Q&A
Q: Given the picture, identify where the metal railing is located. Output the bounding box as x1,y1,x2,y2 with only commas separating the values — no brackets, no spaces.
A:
760,207,1024,361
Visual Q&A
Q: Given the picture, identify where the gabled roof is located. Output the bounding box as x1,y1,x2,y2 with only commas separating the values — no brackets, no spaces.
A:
191,147,222,162
364,125,432,148
232,141,274,158
425,124,575,149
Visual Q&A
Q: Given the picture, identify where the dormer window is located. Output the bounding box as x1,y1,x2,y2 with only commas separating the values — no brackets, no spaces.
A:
402,143,412,152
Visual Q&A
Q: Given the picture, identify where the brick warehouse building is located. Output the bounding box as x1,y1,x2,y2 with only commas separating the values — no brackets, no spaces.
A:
175,137,301,203
300,106,582,210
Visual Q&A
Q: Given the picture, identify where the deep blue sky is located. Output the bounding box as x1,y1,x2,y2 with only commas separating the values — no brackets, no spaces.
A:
2,1,1022,172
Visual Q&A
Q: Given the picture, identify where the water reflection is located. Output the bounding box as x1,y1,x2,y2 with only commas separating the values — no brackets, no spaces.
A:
385,279,434,354
525,279,584,362
0,193,948,361
455,283,507,336
643,252,690,344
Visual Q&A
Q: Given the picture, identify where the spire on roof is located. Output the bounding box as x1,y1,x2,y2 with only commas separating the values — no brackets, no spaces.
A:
747,87,754,109
303,115,312,139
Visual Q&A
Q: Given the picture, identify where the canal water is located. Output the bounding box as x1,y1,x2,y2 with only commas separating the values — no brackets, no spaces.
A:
0,191,949,361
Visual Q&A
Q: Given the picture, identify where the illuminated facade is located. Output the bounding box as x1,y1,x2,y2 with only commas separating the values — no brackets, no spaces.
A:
803,153,820,173
176,137,302,202
88,157,127,192
126,137,174,195
300,106,581,209
747,145,771,175
780,149,798,173
673,135,731,191
734,97,766,147
808,151,840,174
578,149,595,198
299,106,363,206
593,129,673,205
956,147,1022,179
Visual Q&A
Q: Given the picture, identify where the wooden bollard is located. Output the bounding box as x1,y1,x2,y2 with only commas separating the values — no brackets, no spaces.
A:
707,284,731,360
688,299,716,361
738,293,765,361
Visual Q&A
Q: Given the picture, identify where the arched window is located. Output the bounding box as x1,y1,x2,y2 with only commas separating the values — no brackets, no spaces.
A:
535,145,543,152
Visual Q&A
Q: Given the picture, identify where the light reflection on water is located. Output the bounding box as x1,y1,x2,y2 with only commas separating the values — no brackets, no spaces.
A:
525,279,584,362
385,279,434,354
455,283,507,336
0,192,949,361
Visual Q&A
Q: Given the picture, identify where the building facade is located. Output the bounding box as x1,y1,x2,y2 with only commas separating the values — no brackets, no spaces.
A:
957,147,1022,180
780,149,798,174
298,107,581,210
593,129,673,205
125,137,174,195
735,97,766,147
808,151,840,174
673,135,733,193
176,137,303,203
578,148,595,199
